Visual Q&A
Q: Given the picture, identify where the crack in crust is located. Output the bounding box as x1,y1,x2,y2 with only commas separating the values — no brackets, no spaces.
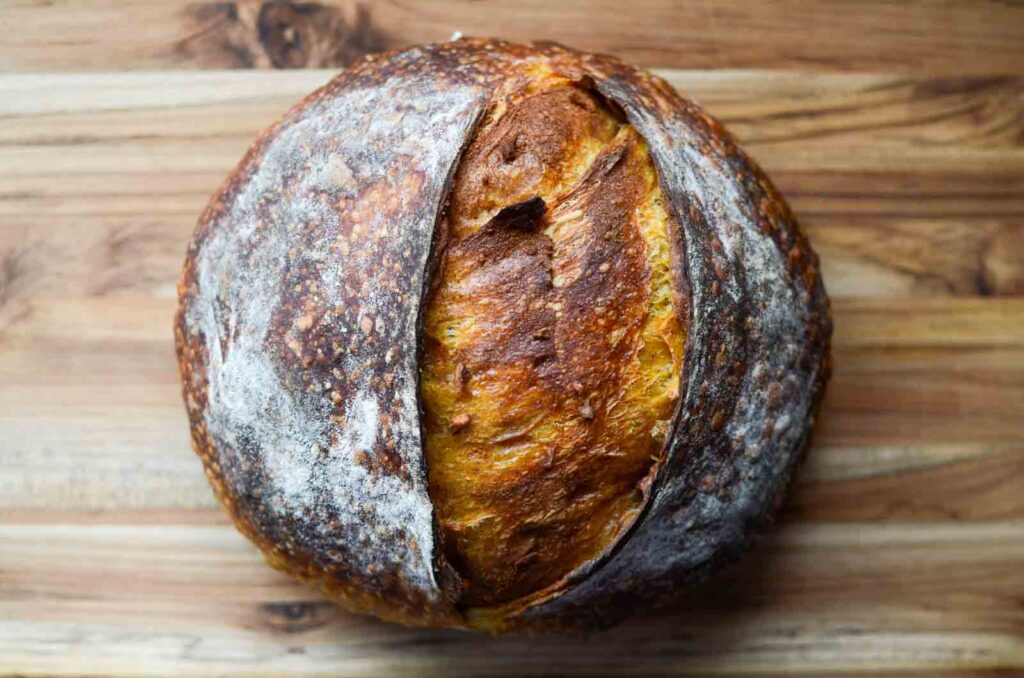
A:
421,79,686,610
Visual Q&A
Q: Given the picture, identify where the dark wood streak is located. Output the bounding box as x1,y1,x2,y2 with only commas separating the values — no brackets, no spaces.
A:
0,248,33,338
0,248,27,310
178,1,394,69
258,600,339,633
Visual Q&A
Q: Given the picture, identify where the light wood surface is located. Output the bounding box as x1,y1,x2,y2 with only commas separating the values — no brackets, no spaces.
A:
2,0,1024,74
1,2,1022,676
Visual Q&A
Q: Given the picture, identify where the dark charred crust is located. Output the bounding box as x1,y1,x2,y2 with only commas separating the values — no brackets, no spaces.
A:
175,38,831,633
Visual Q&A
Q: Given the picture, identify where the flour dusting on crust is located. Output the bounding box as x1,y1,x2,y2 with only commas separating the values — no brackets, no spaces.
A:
176,47,490,618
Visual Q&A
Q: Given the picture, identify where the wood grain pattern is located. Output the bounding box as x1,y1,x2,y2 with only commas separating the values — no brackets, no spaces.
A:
1,2,1023,672
1,523,1022,675
1,71,1021,308
2,0,1024,74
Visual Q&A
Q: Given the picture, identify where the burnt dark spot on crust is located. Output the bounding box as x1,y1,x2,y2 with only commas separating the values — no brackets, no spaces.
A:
490,197,547,231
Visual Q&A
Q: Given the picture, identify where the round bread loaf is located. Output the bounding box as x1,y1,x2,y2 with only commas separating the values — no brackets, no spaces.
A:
175,38,832,633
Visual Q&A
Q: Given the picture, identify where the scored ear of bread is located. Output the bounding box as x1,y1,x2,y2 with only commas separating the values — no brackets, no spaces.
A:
421,74,686,611
175,39,831,632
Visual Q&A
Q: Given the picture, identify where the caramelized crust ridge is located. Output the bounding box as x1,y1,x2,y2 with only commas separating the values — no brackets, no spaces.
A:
421,74,686,610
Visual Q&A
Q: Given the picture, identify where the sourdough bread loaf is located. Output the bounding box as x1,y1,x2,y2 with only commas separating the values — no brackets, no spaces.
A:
175,39,832,632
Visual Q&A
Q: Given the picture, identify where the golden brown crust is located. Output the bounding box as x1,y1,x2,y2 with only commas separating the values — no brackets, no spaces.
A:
446,84,619,232
421,80,685,607
175,38,832,633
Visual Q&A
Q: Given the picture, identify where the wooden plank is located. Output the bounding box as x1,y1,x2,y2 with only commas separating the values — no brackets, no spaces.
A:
788,446,1024,522
4,70,1021,176
1,71,1021,304
2,0,1024,74
0,522,1021,676
2,297,1022,520
0,60,1020,678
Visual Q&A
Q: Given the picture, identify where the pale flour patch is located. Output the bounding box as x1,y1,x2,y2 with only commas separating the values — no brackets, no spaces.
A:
185,64,486,597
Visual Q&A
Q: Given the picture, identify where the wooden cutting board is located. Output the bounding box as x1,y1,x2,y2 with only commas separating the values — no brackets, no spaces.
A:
1,2,1022,676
